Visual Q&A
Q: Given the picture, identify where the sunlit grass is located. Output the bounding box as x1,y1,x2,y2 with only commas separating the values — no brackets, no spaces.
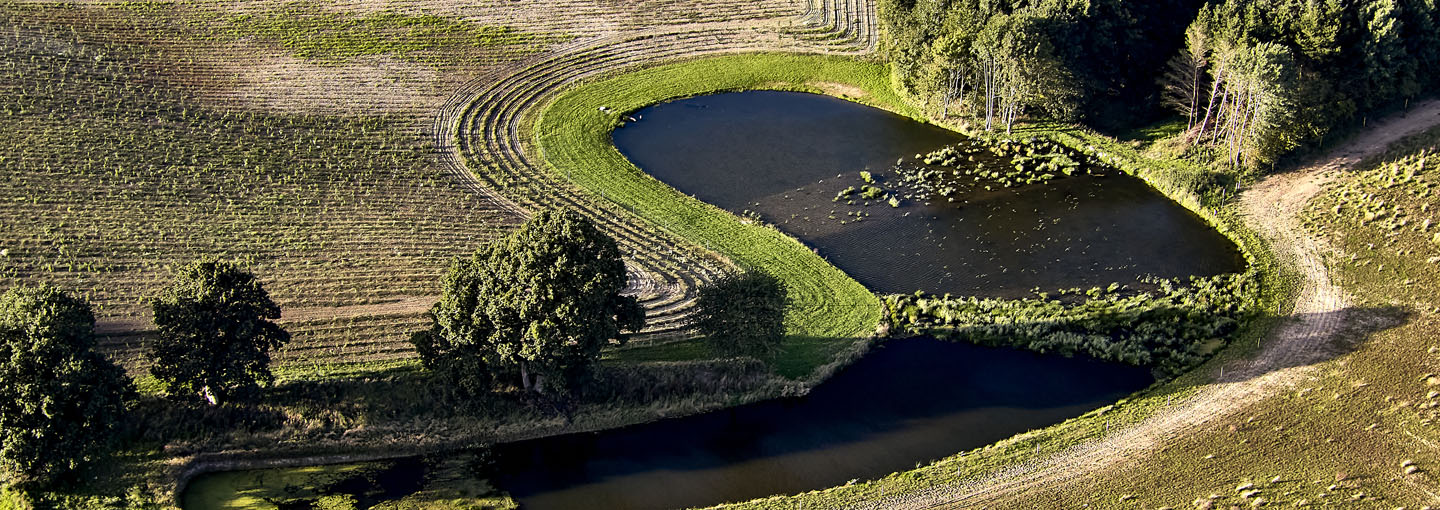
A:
533,54,916,348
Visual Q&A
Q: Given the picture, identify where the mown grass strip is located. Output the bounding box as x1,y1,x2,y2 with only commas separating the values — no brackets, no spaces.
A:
532,54,918,342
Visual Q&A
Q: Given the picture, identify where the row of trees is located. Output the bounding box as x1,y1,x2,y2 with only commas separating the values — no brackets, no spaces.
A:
2,209,788,489
881,0,1204,130
931,11,1079,133
881,0,1440,169
0,260,290,488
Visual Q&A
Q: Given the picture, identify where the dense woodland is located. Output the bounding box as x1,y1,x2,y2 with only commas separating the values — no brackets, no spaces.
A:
880,0,1440,168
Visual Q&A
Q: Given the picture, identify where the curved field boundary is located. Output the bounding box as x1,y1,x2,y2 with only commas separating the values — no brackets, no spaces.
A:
438,1,881,340
534,55,902,339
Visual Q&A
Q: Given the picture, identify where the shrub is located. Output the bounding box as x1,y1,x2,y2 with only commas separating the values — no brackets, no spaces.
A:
689,270,788,358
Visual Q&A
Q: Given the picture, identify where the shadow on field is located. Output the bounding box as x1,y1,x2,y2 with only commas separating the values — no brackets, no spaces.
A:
123,356,789,448
1214,305,1409,385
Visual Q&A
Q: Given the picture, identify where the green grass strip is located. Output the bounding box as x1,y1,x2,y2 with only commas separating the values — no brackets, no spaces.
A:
533,54,917,341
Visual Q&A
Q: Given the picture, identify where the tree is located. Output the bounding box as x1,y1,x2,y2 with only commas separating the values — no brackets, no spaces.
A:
0,287,132,487
881,0,1208,128
1399,0,1440,90
149,260,289,405
689,271,788,358
999,12,1080,128
964,11,1079,133
414,209,644,395
1190,37,1300,168
1360,0,1417,106
1160,24,1211,130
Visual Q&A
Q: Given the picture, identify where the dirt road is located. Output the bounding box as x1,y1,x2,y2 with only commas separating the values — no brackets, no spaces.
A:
851,99,1440,509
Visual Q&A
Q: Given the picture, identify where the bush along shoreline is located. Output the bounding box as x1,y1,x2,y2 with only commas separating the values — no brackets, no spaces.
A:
881,270,1259,378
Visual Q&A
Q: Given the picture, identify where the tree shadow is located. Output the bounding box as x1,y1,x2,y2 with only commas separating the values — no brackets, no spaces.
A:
1211,305,1410,385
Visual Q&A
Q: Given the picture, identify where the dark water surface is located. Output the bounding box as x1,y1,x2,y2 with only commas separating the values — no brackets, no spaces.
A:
183,339,1150,510
613,90,1244,296
494,338,1151,510
183,91,1229,510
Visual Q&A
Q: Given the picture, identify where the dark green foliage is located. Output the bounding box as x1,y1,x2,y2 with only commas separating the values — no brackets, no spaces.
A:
884,272,1257,376
415,209,645,395
0,287,132,487
880,0,1206,128
149,260,290,405
883,0,1440,167
1174,0,1439,168
689,271,788,358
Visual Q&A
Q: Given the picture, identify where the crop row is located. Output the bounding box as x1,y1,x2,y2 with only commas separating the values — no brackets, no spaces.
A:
0,9,518,325
1,0,872,376
443,0,881,345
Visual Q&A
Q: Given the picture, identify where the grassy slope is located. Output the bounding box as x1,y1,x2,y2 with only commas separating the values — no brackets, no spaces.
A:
534,53,900,345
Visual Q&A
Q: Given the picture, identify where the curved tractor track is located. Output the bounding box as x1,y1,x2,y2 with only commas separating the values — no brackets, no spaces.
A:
845,99,1440,509
434,0,877,343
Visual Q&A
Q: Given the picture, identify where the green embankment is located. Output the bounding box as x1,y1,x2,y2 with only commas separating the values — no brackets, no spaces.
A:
534,54,916,344
525,53,1291,509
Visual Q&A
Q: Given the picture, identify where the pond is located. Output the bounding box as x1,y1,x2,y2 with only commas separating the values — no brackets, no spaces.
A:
612,90,1244,296
184,338,1152,510
184,90,1237,510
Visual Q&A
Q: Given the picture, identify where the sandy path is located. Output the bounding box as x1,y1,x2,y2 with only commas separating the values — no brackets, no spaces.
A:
848,99,1440,509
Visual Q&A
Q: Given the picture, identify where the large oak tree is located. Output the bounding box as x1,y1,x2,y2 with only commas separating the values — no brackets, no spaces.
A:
414,209,644,395
149,260,289,405
0,287,132,487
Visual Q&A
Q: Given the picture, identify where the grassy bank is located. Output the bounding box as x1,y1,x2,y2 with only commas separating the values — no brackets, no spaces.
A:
533,53,915,343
